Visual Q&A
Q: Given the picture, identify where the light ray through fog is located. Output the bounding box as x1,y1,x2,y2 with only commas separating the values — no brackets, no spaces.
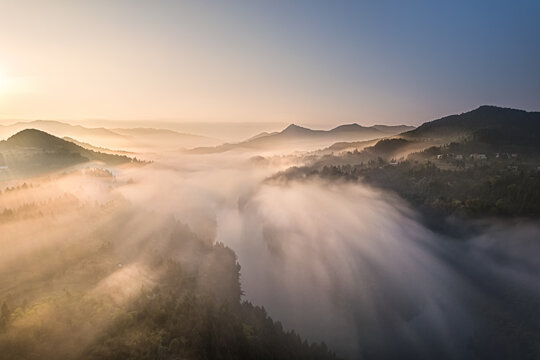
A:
2,146,540,359
112,152,540,359
213,178,540,358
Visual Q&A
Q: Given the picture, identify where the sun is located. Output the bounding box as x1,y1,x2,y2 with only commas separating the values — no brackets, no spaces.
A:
0,68,21,94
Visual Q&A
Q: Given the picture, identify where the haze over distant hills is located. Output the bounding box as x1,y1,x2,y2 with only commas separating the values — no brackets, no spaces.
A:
312,105,540,157
62,137,135,156
274,105,540,216
188,123,414,154
0,120,220,150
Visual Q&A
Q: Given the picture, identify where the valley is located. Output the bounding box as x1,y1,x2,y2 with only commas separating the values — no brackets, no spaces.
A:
1,106,540,360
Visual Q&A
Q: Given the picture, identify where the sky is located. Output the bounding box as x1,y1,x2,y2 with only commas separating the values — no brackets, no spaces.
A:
0,0,539,126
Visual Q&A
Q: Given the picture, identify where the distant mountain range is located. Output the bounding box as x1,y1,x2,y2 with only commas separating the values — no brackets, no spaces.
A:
62,137,135,156
188,123,415,153
0,120,219,150
3,105,537,175
314,106,540,157
0,129,136,179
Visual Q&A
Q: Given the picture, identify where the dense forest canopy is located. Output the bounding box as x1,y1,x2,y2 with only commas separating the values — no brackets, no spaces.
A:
0,170,339,360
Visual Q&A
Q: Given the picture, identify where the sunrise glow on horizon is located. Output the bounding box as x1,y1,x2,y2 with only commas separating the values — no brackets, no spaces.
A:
0,0,539,126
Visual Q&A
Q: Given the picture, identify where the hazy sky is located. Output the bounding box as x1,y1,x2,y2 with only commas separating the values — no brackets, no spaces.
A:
0,0,539,126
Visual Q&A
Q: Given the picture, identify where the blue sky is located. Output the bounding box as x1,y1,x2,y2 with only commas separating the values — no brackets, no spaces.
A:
0,0,538,125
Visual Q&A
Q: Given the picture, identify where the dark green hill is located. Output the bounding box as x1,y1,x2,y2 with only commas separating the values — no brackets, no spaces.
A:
403,105,540,142
0,129,135,178
0,199,340,360
354,106,540,160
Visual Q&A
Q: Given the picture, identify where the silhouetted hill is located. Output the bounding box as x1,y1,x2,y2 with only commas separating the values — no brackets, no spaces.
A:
282,106,540,221
0,129,135,178
189,123,413,153
280,123,317,136
0,120,126,142
6,128,84,150
403,105,540,141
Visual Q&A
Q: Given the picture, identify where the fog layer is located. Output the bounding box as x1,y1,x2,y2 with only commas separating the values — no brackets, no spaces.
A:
113,150,540,359
2,148,540,359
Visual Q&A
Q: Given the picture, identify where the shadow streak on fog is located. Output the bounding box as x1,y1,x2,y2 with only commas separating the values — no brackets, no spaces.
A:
2,147,539,360
218,180,540,359
116,151,540,360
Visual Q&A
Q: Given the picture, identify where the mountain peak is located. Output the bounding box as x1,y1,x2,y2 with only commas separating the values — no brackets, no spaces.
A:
6,129,75,149
1,129,136,172
405,105,540,139
476,105,499,110
471,105,527,114
331,123,364,132
281,124,312,134
8,128,58,141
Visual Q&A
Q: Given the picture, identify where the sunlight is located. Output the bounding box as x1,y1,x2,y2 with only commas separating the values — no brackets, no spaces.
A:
0,69,6,93
0,70,34,96
0,68,15,94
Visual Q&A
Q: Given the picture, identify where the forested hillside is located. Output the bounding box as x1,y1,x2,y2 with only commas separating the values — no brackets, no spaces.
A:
0,172,339,360
0,129,137,179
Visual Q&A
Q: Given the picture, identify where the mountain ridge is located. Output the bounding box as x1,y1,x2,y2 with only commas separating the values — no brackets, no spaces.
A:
188,123,414,153
0,120,219,149
403,105,540,140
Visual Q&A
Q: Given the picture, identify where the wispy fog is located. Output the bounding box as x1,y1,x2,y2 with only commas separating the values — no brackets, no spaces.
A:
216,178,540,358
2,148,540,359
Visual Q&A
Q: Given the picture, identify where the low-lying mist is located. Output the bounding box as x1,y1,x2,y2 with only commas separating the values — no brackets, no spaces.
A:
1,147,540,359
217,178,540,359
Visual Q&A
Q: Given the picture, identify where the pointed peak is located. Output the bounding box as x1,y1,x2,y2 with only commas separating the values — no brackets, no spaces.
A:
284,123,303,130
9,128,54,139
6,128,67,148
281,124,311,133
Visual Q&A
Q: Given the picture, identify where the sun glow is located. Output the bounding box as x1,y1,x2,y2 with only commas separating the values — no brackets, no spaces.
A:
0,68,15,94
0,69,35,96
0,69,6,93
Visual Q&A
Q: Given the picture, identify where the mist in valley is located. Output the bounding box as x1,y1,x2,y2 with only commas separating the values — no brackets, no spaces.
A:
2,138,539,360
2,1,539,358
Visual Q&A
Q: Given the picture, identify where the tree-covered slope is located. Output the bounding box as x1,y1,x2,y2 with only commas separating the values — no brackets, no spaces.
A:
403,105,540,142
0,129,136,178
0,176,340,360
